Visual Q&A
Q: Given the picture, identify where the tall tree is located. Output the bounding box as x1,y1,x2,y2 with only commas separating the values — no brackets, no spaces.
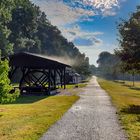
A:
0,0,14,57
116,6,140,73
115,6,140,85
97,51,120,79
8,0,41,53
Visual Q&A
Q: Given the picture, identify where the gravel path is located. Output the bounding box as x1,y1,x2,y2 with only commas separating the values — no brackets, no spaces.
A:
40,76,127,140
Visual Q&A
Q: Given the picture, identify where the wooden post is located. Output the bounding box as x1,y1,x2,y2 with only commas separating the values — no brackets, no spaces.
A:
19,67,27,93
56,69,61,89
60,69,63,88
54,69,56,89
48,69,51,95
64,68,66,89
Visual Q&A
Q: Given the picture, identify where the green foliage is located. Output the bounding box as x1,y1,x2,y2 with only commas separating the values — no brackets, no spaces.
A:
116,6,140,73
0,0,14,57
0,1,19,103
8,0,41,53
0,59,19,103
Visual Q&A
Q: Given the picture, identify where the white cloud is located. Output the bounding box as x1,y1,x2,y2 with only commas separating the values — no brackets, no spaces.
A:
32,0,123,26
33,0,95,26
60,24,105,65
83,0,119,9
61,25,103,46
102,9,117,16
65,0,121,16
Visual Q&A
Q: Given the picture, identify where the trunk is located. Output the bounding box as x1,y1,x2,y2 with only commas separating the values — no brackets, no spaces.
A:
132,72,135,87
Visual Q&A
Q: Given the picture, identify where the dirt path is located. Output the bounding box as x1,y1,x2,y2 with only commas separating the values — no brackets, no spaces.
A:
40,76,127,140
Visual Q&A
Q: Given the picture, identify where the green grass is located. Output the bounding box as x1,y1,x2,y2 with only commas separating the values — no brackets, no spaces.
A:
0,95,79,140
98,78,140,140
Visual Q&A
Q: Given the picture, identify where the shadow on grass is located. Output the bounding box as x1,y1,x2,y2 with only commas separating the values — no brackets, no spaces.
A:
114,80,125,84
122,84,140,91
12,91,61,104
122,84,132,88
129,87,140,91
121,105,140,114
12,95,48,104
113,80,140,91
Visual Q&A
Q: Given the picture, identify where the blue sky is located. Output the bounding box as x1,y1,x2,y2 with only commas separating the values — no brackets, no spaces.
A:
32,0,140,66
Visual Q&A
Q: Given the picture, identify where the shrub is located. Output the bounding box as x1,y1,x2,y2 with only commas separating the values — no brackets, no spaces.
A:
0,59,19,104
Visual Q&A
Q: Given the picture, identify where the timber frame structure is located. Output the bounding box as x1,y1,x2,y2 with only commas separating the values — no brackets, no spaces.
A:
9,52,71,95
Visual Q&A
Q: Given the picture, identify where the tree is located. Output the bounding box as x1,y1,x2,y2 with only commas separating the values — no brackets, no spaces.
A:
0,0,14,57
73,54,91,78
0,0,19,103
8,0,41,53
116,6,140,85
89,65,97,75
97,51,120,79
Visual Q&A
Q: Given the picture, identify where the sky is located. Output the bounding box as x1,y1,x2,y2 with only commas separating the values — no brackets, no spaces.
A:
32,0,140,66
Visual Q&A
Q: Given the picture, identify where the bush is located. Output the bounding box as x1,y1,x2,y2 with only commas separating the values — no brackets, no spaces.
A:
0,60,19,104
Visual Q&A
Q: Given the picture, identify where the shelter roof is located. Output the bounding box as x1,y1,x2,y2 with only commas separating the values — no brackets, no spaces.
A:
9,52,71,69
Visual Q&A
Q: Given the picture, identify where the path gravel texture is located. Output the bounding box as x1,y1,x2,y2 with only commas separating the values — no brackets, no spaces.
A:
40,76,127,140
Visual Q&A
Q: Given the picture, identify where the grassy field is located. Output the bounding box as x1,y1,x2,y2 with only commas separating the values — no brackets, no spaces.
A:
0,95,79,140
98,78,140,140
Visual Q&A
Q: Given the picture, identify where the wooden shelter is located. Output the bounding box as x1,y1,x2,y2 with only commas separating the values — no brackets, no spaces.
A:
9,52,71,95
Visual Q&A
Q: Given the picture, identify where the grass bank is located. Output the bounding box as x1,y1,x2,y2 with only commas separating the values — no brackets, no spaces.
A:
98,78,140,140
0,95,79,140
